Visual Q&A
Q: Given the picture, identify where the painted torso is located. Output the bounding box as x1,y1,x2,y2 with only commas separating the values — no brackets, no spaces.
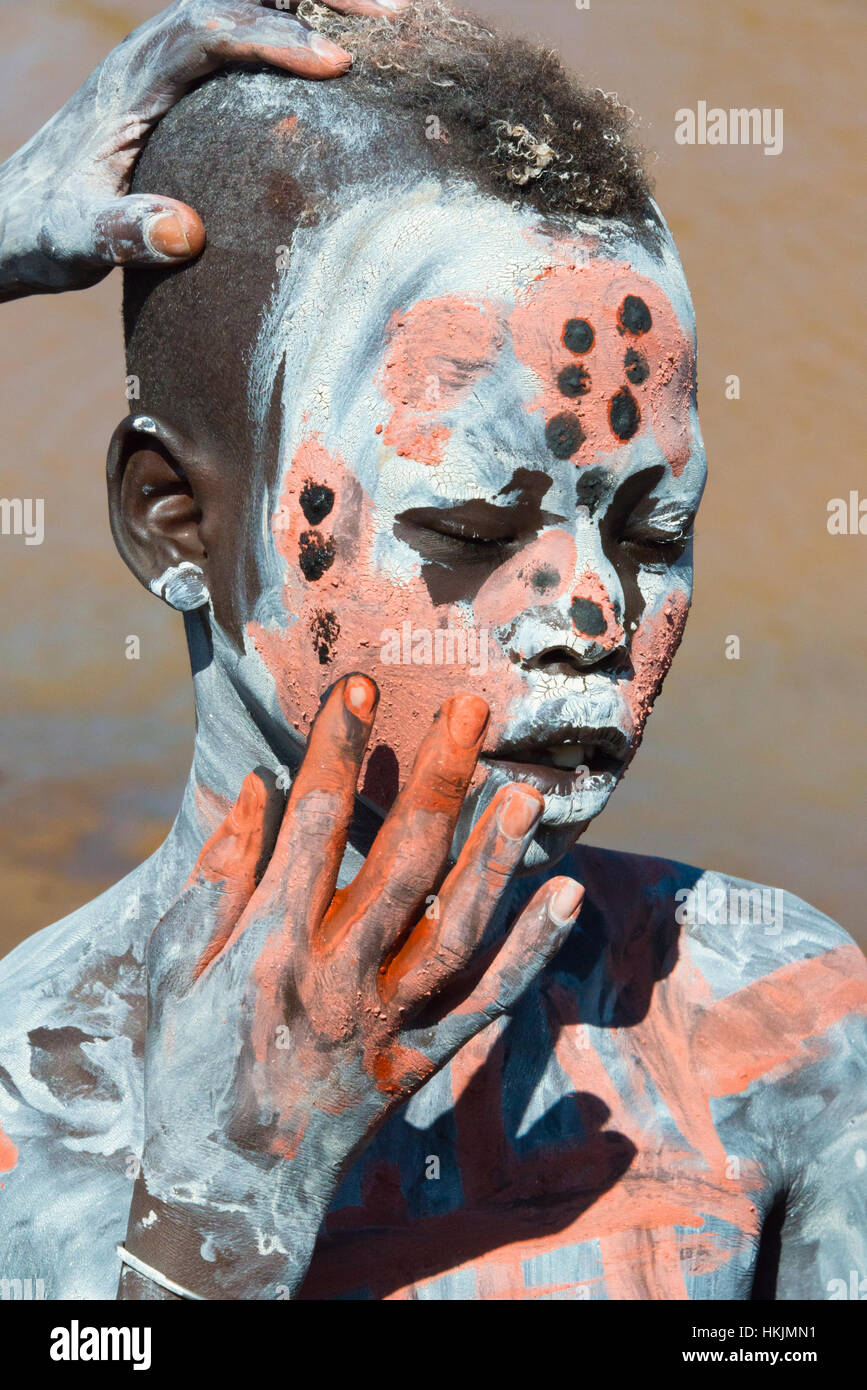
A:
0,845,864,1300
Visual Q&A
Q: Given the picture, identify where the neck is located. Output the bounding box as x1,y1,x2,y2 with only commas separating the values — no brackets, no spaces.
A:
156,615,373,899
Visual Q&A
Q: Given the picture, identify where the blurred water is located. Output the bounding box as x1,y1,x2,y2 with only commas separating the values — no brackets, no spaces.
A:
0,0,863,952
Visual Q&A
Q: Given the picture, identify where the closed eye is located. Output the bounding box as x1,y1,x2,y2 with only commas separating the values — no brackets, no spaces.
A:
618,527,693,564
425,517,515,544
396,503,529,567
412,523,519,564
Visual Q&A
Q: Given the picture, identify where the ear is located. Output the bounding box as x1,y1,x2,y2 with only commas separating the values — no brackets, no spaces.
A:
107,414,214,607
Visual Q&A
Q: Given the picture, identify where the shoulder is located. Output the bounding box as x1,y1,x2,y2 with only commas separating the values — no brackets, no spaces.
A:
570,839,863,968
0,873,149,1150
0,872,147,1028
565,840,867,1042
0,877,151,1297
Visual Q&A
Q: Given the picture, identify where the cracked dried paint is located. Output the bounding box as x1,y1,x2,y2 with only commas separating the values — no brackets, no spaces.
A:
1,117,865,1298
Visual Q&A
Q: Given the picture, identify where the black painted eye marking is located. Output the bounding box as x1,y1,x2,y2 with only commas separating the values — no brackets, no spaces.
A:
617,295,652,336
545,412,586,459
570,596,606,637
557,364,591,398
298,530,335,581
609,387,641,441
624,347,649,385
299,479,335,525
563,318,595,353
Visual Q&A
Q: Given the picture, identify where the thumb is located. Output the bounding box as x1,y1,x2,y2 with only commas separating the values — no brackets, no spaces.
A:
89,193,205,267
147,770,284,994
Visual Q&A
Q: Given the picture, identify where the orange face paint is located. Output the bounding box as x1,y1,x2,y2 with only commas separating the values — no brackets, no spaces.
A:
240,219,704,860
377,297,506,467
248,434,525,808
510,259,695,474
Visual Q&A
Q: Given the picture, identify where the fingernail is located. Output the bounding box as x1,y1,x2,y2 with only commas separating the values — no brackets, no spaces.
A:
498,786,542,838
145,212,192,258
310,33,352,64
231,772,263,827
345,675,377,720
548,880,584,926
446,693,489,749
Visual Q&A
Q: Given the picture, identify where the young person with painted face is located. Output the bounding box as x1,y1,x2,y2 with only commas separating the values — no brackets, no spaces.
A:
1,1,865,1303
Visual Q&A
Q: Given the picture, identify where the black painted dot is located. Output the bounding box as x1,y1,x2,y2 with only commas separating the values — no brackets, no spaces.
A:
617,295,652,336
563,318,595,354
624,347,649,385
570,596,606,638
575,468,608,517
557,364,591,398
299,479,335,525
309,609,340,665
545,412,585,459
532,565,560,593
298,530,335,581
609,387,641,441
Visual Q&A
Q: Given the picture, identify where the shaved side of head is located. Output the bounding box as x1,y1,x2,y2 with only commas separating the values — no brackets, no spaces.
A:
122,1,655,455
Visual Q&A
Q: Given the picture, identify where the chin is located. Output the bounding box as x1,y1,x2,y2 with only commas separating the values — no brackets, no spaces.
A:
517,823,586,873
451,762,620,872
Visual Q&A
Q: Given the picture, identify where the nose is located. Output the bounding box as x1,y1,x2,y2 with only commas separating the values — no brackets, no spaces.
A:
483,524,627,676
519,573,626,677
548,576,625,669
569,595,606,637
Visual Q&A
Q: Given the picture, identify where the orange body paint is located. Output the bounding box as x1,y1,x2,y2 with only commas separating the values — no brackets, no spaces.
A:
0,1122,18,1173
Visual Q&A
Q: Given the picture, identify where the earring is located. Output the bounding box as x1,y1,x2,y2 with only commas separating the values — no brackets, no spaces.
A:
149,562,211,612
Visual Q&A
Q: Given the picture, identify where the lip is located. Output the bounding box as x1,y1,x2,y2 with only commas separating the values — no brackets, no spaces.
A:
481,724,631,795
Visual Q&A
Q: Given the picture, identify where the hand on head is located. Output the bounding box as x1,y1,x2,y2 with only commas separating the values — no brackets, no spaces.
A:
0,0,410,300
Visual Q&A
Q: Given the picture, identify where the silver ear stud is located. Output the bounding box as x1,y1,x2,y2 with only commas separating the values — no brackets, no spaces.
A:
149,562,211,612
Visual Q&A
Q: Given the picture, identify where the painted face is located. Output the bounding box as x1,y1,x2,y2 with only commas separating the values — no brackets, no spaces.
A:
227,181,705,866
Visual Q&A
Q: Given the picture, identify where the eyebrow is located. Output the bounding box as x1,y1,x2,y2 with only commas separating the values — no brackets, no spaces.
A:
395,465,566,535
396,463,699,544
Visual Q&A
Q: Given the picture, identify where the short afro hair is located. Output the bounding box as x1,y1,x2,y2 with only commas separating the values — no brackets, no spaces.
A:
123,1,653,452
295,0,650,218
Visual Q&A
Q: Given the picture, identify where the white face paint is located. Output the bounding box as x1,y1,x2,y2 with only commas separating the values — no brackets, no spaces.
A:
199,172,705,867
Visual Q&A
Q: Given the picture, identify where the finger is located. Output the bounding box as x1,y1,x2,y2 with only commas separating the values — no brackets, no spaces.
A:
148,768,284,990
186,7,353,81
426,877,584,1061
89,194,206,268
253,673,379,945
381,782,544,1011
324,692,490,965
314,0,411,17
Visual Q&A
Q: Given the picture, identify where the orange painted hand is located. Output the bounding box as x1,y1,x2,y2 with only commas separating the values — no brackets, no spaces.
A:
123,675,583,1299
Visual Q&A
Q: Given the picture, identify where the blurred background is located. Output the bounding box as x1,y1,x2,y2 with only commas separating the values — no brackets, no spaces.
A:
0,0,863,955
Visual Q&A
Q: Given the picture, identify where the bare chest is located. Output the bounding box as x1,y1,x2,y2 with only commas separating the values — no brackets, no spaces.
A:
300,981,771,1300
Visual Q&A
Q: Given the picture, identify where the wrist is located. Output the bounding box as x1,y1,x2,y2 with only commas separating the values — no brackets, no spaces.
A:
123,1151,335,1300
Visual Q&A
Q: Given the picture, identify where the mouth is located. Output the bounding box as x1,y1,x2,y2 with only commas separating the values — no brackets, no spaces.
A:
481,725,630,797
